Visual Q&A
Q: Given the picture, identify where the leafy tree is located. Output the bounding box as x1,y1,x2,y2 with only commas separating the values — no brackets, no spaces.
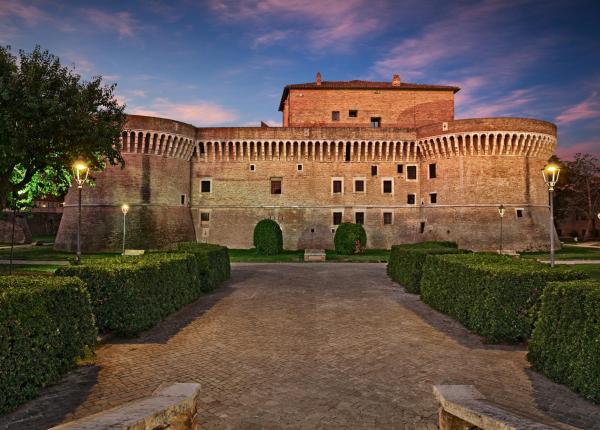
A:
554,153,600,240
0,45,126,210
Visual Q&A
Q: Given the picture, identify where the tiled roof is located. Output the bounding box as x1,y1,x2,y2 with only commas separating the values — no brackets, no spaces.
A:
278,80,460,111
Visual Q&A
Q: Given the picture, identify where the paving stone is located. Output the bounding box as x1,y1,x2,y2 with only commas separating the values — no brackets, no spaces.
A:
1,263,599,429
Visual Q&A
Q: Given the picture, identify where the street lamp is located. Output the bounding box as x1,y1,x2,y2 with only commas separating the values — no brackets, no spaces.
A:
121,204,129,255
72,161,89,265
498,204,505,254
542,163,560,267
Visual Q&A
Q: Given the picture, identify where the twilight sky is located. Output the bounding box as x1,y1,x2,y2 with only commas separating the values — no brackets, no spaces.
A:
2,0,599,158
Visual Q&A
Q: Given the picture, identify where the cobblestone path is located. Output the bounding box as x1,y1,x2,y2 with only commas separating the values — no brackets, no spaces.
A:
2,263,599,429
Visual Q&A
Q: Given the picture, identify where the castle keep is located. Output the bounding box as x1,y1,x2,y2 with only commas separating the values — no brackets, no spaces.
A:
55,74,557,252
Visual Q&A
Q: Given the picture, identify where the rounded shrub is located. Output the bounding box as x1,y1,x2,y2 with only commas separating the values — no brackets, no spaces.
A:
253,219,283,255
334,222,367,255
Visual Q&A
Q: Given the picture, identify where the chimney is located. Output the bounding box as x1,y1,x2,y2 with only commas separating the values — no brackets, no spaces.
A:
316,71,322,86
392,74,401,86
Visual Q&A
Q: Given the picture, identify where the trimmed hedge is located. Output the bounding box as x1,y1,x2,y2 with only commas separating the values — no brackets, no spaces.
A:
420,254,586,343
253,219,283,255
176,242,231,291
0,276,96,414
387,241,464,293
334,223,367,255
528,280,600,403
56,253,202,336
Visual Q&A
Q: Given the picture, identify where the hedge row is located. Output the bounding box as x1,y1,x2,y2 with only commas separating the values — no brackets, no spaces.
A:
528,280,600,403
253,219,283,255
334,223,367,255
420,254,586,343
176,242,230,291
0,276,96,414
56,244,230,336
387,242,465,293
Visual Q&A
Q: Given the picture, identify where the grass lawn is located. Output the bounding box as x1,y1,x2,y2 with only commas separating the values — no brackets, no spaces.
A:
521,244,600,261
229,248,390,263
0,264,58,275
0,245,118,261
555,263,600,281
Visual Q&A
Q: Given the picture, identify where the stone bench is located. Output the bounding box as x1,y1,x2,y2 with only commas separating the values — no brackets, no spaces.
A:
50,382,200,430
122,249,145,256
434,385,556,430
304,249,326,262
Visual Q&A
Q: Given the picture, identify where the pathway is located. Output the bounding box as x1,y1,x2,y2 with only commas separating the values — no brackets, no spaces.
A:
1,263,599,429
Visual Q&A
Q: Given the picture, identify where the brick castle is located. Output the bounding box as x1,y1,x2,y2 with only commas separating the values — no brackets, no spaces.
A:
55,73,557,251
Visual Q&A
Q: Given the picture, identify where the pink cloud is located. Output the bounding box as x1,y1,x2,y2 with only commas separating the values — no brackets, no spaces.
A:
210,0,386,49
0,0,48,25
556,92,600,124
555,141,600,160
129,98,238,125
457,87,540,118
83,9,136,38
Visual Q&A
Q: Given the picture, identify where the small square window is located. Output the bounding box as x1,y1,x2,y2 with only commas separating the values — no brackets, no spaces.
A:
516,208,524,218
271,179,282,194
429,163,437,179
354,179,365,193
407,165,417,180
383,212,392,225
371,117,381,128
332,111,340,121
371,165,378,176
180,194,186,205
332,180,343,194
430,193,437,204
349,110,358,118
333,212,342,225
250,164,256,171
200,180,211,193
200,212,210,221
297,164,303,171
407,194,416,205
397,164,403,174
355,212,365,225
383,180,392,194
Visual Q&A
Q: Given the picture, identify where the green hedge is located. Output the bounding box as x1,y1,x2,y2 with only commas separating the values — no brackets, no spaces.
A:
420,254,586,343
528,280,600,403
253,219,283,255
387,242,464,293
176,242,230,291
334,223,367,255
0,276,96,414
56,253,202,336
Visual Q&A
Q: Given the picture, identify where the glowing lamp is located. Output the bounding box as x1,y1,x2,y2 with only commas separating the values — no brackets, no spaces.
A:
121,204,130,215
541,163,560,191
72,161,89,188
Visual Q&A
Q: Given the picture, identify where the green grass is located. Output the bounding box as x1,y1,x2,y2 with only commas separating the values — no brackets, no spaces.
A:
521,244,600,261
0,245,118,261
555,264,600,281
229,249,304,262
31,234,57,243
326,249,390,262
229,248,390,263
0,264,58,275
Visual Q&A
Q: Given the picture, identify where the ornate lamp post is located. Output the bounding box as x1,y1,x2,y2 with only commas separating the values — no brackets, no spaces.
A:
542,163,560,268
72,161,89,265
121,204,129,255
498,204,505,254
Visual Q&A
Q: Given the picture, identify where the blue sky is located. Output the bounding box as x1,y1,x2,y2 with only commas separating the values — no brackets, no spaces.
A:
2,0,599,158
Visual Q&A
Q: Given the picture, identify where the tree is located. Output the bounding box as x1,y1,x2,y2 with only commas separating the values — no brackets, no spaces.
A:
0,45,126,210
555,153,600,240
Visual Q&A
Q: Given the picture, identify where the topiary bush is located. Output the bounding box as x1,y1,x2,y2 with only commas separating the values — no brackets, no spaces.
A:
387,242,466,294
176,242,230,291
253,219,283,255
420,253,587,343
334,223,367,255
528,279,600,403
0,276,96,414
56,253,202,336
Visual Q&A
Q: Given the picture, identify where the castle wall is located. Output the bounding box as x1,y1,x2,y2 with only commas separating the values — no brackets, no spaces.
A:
55,112,558,252
285,88,455,128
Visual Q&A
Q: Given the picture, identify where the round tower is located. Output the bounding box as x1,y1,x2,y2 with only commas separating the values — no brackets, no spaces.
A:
54,115,197,252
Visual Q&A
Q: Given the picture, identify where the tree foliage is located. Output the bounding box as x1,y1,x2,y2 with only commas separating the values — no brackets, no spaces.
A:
0,45,126,209
553,153,600,240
